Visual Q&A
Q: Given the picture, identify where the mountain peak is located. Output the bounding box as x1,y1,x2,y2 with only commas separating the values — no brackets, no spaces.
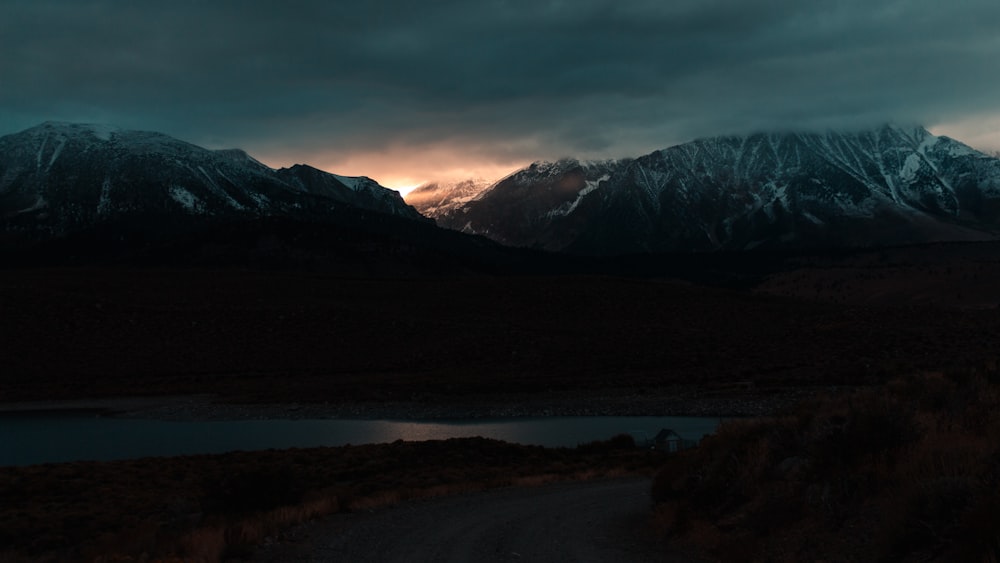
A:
212,148,269,169
0,122,427,234
23,121,123,141
423,123,1000,253
405,178,495,217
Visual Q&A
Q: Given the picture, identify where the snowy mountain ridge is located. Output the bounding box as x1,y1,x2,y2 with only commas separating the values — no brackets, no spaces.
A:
409,158,630,249
574,124,1000,253
0,122,425,238
404,178,494,218
7,121,1000,255
413,125,1000,253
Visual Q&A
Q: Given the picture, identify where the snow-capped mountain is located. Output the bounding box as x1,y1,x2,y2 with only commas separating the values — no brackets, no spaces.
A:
274,164,422,220
0,122,424,238
406,178,493,218
570,125,1000,253
9,122,1000,256
423,126,1000,253
419,158,629,249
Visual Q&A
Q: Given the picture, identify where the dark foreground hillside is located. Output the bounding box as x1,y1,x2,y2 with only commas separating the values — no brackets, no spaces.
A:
2,265,1000,403
0,436,659,562
653,369,1000,562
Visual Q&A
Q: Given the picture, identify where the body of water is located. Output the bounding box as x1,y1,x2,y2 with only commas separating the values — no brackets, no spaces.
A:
0,414,721,466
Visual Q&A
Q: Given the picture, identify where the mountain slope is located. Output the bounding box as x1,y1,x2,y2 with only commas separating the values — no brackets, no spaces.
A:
0,122,424,239
571,125,1000,253
423,125,1000,253
275,164,423,220
421,158,629,249
406,178,493,218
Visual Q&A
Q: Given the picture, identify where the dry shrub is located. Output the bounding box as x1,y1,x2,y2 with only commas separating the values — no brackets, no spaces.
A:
877,430,994,559
652,501,689,535
201,464,303,515
217,493,340,558
345,490,403,512
806,390,920,474
1,436,654,562
415,482,484,498
652,370,1000,562
652,415,799,520
0,551,48,563
509,473,563,487
953,491,1000,562
178,527,225,563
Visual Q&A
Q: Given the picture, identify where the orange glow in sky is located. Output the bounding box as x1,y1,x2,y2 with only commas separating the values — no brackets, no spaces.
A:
258,146,528,197
929,115,1000,155
246,117,1000,199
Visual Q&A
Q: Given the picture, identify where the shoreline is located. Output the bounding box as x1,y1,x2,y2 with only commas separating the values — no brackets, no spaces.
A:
0,386,831,421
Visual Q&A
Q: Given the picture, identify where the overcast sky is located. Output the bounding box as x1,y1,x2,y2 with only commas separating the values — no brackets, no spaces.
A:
3,0,1000,192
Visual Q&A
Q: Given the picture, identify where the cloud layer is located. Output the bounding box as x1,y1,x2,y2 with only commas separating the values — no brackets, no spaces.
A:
3,0,1000,187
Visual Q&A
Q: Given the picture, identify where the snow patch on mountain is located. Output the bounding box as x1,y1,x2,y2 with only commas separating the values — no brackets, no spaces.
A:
332,174,365,191
35,136,47,171
406,178,495,218
46,137,67,171
943,141,979,158
802,211,824,225
168,186,202,213
246,191,270,209
900,153,922,183
18,195,47,215
545,173,610,218
97,179,113,216
86,124,119,141
196,165,245,210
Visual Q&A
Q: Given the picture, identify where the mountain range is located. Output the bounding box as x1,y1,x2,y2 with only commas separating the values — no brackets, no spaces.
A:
404,178,494,219
410,125,1000,253
3,121,1000,261
0,121,424,241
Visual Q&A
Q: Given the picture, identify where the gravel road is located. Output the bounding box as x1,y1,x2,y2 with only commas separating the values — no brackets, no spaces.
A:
255,478,700,563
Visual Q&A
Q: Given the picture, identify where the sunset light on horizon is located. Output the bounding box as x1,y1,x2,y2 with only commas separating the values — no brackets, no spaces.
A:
5,1,1000,199
244,115,1000,198
5,2,1000,560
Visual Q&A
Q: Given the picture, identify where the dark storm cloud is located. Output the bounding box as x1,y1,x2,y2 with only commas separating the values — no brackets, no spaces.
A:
3,0,1000,177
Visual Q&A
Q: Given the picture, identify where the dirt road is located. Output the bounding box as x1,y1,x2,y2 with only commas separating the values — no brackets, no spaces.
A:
255,478,698,562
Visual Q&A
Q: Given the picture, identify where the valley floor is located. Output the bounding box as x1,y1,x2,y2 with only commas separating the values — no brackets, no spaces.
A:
3,261,999,406
3,244,999,562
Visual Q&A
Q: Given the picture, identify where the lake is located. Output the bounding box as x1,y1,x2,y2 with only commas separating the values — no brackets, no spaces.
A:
0,413,721,466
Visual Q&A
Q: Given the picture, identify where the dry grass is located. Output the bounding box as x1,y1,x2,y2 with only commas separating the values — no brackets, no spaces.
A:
652,368,1000,562
0,435,658,562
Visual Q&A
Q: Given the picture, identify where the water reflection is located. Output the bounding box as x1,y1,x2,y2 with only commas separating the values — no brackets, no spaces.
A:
0,415,721,466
